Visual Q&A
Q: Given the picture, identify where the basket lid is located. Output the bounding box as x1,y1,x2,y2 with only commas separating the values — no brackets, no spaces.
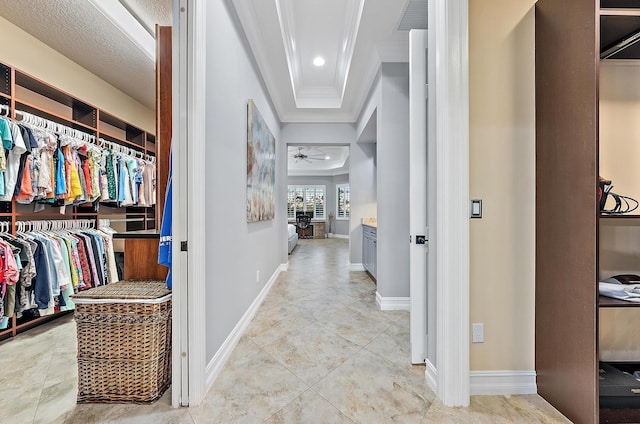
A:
72,280,170,300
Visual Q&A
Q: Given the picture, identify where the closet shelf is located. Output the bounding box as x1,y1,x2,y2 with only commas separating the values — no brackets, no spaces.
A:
0,92,10,100
99,132,148,150
14,99,97,132
600,13,640,60
600,9,640,17
600,214,640,219
599,296,640,308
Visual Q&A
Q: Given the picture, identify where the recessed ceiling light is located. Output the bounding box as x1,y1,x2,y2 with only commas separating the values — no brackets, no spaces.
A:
313,57,326,67
325,156,331,160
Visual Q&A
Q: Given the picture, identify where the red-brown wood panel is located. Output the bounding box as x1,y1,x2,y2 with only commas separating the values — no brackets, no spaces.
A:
535,0,599,422
124,238,168,281
156,25,172,228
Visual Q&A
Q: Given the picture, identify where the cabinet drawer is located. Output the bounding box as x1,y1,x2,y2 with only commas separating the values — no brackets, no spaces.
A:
363,225,377,238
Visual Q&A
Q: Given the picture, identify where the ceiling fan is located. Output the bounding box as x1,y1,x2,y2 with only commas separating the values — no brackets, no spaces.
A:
290,147,327,163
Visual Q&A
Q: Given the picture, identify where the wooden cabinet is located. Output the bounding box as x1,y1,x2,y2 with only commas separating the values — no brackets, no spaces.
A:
536,1,640,422
289,221,326,239
312,221,325,239
362,225,377,280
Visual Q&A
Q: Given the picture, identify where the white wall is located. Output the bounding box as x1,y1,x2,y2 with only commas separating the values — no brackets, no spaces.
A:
376,63,410,298
332,174,350,235
204,0,286,361
281,123,356,144
288,174,350,236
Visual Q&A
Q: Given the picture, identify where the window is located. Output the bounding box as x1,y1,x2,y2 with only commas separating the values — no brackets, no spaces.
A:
336,184,350,219
287,185,325,220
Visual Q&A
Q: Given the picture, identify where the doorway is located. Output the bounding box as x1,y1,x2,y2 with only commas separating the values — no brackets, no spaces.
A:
286,144,351,251
176,0,471,408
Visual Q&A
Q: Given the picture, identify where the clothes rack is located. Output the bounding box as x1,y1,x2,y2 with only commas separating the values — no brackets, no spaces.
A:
16,109,96,143
0,60,159,342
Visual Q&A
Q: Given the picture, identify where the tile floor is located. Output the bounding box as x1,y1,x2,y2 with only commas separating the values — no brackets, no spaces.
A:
0,238,571,423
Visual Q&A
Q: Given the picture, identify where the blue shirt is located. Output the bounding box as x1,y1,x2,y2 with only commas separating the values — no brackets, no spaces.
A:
0,118,12,149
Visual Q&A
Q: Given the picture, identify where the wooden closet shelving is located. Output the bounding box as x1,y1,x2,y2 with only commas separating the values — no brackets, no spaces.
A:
536,1,640,422
0,60,157,341
600,214,640,219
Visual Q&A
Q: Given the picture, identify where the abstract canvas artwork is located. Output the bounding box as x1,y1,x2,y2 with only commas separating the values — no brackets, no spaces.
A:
246,99,276,222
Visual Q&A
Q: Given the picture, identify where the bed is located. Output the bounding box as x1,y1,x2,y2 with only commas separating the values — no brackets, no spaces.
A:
288,224,298,254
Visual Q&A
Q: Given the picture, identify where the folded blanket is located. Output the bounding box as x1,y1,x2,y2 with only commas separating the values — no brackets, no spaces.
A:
599,278,640,303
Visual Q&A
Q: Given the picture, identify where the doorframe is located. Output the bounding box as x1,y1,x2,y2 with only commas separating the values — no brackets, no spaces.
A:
431,0,470,407
173,0,208,407
175,0,470,409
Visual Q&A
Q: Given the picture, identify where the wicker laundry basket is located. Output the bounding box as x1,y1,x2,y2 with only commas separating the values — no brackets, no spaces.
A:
72,280,172,403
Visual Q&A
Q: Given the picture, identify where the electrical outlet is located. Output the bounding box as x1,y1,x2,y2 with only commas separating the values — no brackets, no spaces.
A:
256,270,260,283
472,323,484,343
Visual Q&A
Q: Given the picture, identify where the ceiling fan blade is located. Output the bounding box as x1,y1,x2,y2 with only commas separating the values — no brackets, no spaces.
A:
303,159,312,163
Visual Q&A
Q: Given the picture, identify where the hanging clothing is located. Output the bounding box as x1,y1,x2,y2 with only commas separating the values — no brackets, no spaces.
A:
0,122,27,201
5,226,118,319
159,152,172,289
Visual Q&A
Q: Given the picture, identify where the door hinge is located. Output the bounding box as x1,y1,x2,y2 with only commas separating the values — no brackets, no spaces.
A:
180,241,188,252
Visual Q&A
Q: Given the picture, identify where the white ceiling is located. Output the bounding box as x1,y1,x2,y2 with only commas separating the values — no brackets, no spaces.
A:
0,0,172,110
288,146,350,176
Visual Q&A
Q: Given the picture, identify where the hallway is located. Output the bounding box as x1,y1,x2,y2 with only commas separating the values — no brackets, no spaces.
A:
0,238,569,423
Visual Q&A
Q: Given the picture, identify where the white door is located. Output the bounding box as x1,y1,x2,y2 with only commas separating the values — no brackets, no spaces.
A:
409,29,433,365
172,0,190,406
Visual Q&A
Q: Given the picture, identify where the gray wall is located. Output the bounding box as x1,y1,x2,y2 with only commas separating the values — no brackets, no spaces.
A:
354,64,410,298
351,74,381,266
204,0,287,362
287,174,350,236
332,173,350,235
377,63,410,298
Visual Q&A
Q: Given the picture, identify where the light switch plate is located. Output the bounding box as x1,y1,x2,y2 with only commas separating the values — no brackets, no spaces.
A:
470,199,482,218
472,323,484,343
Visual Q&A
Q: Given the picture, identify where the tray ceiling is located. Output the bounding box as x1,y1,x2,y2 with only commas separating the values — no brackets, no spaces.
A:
232,0,412,123
288,146,350,176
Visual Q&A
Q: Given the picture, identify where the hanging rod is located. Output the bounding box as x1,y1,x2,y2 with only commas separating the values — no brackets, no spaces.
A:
15,109,96,143
100,217,152,223
601,27,640,60
14,219,96,232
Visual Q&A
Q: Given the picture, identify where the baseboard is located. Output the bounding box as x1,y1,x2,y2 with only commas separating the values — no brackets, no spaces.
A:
375,292,410,311
331,234,349,239
469,370,537,395
426,359,438,393
205,263,285,391
348,262,365,271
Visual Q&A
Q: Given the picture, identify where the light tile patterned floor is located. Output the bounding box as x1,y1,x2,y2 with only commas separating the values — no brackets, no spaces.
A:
0,238,570,423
